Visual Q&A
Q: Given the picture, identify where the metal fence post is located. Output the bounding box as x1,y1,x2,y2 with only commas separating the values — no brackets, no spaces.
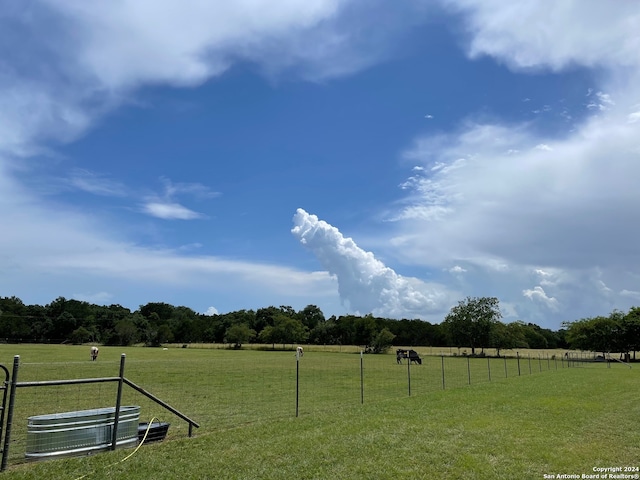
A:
528,355,532,375
1,356,20,472
441,355,445,390
517,352,521,376
467,356,471,385
360,351,364,405
407,355,411,397
487,356,491,382
296,350,300,417
538,355,542,373
504,356,507,378
111,354,126,450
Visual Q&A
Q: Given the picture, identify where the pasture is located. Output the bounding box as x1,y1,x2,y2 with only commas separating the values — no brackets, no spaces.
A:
0,344,637,479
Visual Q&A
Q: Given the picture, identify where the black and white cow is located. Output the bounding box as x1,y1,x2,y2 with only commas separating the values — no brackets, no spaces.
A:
90,346,99,361
396,349,422,365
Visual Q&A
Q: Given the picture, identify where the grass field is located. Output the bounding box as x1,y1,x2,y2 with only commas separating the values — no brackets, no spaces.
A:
0,344,637,479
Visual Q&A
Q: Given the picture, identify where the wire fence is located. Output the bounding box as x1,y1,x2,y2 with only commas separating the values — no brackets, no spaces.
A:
0,348,600,468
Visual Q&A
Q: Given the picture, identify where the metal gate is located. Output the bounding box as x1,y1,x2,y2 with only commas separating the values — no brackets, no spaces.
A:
0,365,10,471
0,354,199,472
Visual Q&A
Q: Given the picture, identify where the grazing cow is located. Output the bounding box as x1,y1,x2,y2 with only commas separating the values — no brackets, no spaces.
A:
396,349,422,365
90,346,99,361
296,346,304,358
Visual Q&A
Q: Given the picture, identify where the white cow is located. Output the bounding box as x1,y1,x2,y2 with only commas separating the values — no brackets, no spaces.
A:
296,346,304,358
90,346,99,361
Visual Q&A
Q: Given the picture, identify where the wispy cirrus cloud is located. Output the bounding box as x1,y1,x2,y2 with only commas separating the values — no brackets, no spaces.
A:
67,169,128,197
159,177,220,200
0,167,339,310
139,177,220,220
141,202,203,220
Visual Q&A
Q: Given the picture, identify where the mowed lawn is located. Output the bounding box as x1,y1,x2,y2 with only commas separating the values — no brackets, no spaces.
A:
0,345,638,479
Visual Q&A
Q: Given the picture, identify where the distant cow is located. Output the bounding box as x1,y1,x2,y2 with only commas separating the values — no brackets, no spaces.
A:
296,346,304,358
90,346,99,361
396,349,421,365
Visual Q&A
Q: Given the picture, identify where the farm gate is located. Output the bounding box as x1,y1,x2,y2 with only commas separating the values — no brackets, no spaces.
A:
0,354,199,472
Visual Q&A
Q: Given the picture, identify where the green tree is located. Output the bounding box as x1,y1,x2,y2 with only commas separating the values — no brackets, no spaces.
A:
443,297,502,355
169,306,199,342
563,318,589,351
94,304,131,344
155,324,174,345
271,315,308,348
309,319,340,345
254,306,280,332
114,320,138,346
299,305,325,330
70,326,92,345
622,307,640,360
224,323,255,349
140,302,175,324
521,323,549,349
564,312,622,356
490,321,528,357
53,312,77,341
353,315,377,347
64,299,93,326
370,328,395,354
258,325,277,348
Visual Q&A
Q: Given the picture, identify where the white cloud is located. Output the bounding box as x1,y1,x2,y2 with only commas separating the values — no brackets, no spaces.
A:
620,290,640,300
0,157,339,311
139,178,220,220
141,202,203,220
443,0,640,71
0,0,431,161
523,286,559,311
37,0,349,90
389,107,640,323
159,177,220,200
0,0,437,319
449,265,467,274
205,306,219,316
534,144,552,151
2,0,639,329
291,208,457,319
384,1,640,327
67,169,127,197
72,291,114,305
586,92,615,112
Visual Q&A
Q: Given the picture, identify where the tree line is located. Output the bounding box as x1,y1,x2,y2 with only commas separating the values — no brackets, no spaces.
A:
563,307,640,359
0,295,574,354
441,297,640,359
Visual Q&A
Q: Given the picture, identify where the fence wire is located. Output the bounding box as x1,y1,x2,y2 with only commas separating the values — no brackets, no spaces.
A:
0,348,592,468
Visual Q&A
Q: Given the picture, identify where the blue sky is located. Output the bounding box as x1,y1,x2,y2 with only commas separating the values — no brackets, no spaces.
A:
2,1,640,330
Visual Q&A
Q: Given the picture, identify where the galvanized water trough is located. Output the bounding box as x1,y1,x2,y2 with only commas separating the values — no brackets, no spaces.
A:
26,405,140,460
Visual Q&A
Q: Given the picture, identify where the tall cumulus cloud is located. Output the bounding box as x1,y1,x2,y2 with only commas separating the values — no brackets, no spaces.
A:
292,209,456,319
